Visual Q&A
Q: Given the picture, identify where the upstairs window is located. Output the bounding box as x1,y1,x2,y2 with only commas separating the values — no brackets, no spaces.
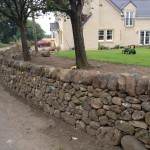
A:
99,30,104,41
125,12,134,27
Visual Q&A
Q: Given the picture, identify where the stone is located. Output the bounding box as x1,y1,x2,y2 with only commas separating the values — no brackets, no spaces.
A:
72,84,80,90
108,119,115,126
65,84,73,90
145,112,150,125
75,106,83,115
44,104,50,113
49,107,54,115
69,101,75,109
129,121,148,129
41,51,50,57
87,86,94,93
86,125,96,136
122,103,131,108
59,69,70,82
132,104,141,110
82,117,91,125
52,101,60,110
96,127,122,146
101,73,110,89
89,109,99,121
64,93,71,101
136,76,149,95
54,110,60,118
106,111,117,120
148,80,150,94
74,114,82,120
107,74,118,91
59,89,64,100
69,88,75,95
145,144,150,149
72,96,80,104
99,116,108,126
97,109,106,116
118,73,127,91
76,121,86,131
90,121,100,129
100,92,112,105
135,129,150,145
126,74,138,96
75,91,85,98
132,110,145,120
82,110,89,118
80,86,87,92
112,97,122,105
35,89,42,100
121,135,146,150
139,95,150,102
142,101,150,111
93,88,102,98
119,110,132,121
92,74,102,88
83,101,92,111
115,120,135,135
110,105,122,113
103,105,110,110
46,98,53,106
61,112,76,125
125,96,141,104
91,98,103,109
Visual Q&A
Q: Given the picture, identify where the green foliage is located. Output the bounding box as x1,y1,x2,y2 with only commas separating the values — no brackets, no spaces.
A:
98,44,109,50
0,15,19,43
27,20,45,41
0,42,12,48
55,47,150,67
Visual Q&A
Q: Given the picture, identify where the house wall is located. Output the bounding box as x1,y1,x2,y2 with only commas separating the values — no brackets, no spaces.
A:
98,0,122,48
56,0,150,50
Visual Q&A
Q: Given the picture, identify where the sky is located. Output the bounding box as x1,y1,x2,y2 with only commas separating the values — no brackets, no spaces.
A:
35,13,55,35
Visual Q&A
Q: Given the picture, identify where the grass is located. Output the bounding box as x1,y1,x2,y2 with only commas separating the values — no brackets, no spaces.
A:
55,47,150,67
0,42,14,48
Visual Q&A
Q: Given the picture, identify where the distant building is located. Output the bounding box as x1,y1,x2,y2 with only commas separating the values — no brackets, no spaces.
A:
50,0,150,50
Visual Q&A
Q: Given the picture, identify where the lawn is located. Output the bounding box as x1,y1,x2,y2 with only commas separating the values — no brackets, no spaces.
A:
56,47,150,67
0,42,12,48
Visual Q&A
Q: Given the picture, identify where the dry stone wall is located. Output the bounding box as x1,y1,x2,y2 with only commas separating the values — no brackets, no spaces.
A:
0,47,150,150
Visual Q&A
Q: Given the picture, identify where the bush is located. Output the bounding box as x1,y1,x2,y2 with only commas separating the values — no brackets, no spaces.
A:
98,43,109,50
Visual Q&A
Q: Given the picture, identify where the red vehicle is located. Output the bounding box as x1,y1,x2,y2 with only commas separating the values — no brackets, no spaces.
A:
37,40,51,47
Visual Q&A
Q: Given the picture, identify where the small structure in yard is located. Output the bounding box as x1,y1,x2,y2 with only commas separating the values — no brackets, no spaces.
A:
122,45,136,54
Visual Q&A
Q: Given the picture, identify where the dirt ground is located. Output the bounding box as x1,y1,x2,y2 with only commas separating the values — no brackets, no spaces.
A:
30,52,150,77
0,83,122,150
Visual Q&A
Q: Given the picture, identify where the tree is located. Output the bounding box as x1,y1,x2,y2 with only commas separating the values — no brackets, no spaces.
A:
0,0,43,61
27,20,45,41
0,14,19,43
45,0,89,69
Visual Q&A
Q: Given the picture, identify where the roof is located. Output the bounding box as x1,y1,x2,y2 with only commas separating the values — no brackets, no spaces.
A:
50,22,59,31
109,0,150,18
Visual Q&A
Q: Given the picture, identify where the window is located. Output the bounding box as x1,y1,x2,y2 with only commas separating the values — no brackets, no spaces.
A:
140,31,150,45
125,12,134,27
106,30,113,41
99,30,104,41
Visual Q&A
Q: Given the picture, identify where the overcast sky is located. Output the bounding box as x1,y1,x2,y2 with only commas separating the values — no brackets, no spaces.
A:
35,13,55,35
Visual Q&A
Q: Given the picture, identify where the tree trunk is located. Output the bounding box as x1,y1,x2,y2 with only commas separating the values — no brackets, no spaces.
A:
20,25,31,61
70,12,89,69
